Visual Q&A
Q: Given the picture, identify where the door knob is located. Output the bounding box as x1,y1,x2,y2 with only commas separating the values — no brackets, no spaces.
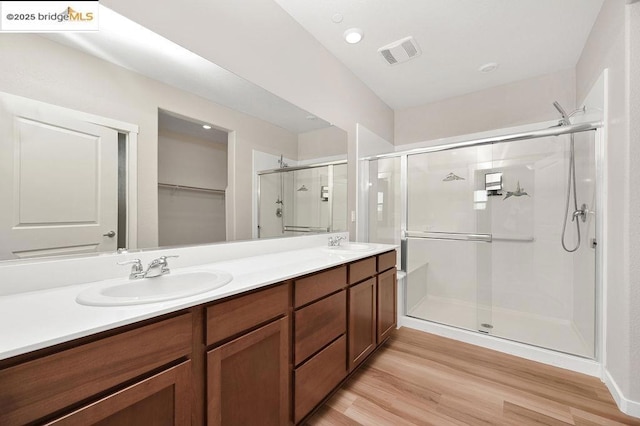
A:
103,230,116,238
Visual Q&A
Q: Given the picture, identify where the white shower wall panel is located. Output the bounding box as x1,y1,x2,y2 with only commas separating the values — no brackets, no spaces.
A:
487,138,575,321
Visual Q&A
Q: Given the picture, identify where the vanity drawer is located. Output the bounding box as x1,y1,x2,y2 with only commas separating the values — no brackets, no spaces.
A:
348,256,376,285
0,313,192,426
377,250,396,273
294,290,346,365
206,283,289,346
294,266,346,308
294,335,347,424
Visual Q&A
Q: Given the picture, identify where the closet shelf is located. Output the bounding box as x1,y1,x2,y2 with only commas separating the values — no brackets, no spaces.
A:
158,182,225,194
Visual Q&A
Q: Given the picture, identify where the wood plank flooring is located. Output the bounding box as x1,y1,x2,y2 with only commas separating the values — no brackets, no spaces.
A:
306,327,640,426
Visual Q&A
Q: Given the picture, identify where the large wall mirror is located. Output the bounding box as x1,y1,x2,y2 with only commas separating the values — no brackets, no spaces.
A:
0,5,347,262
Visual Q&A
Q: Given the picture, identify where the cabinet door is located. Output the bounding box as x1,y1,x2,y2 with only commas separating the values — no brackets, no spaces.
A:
48,361,191,426
207,317,289,426
377,268,397,343
348,278,377,371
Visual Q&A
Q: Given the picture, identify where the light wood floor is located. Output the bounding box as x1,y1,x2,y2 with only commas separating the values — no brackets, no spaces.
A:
306,327,640,426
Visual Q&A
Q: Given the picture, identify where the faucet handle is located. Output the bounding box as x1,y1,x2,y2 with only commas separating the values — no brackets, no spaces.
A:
118,259,144,279
118,258,142,270
155,255,179,264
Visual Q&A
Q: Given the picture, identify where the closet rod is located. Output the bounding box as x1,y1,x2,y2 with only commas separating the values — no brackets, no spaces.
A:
158,182,225,194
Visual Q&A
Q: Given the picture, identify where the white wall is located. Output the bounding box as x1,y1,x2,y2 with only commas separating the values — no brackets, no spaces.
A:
394,69,576,145
576,0,637,407
627,0,640,406
0,34,298,246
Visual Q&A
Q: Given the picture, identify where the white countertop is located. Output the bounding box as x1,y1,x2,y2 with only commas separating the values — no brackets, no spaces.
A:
0,243,396,361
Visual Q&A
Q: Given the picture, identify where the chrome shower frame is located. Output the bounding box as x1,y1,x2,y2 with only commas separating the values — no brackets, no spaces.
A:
364,120,604,362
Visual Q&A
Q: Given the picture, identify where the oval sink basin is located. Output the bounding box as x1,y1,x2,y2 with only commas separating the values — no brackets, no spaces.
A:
77,270,233,306
322,243,376,254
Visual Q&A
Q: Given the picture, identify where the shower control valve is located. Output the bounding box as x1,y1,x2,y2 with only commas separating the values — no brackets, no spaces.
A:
572,204,588,223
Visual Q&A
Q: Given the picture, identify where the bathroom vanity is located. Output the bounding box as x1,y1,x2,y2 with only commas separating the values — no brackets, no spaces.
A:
0,240,396,425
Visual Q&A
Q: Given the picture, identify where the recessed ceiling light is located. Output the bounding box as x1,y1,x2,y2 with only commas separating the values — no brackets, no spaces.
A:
202,124,212,129
331,13,343,23
479,62,499,73
344,28,364,44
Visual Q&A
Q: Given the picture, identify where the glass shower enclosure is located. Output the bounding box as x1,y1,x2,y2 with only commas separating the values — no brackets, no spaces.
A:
368,130,597,358
258,162,348,238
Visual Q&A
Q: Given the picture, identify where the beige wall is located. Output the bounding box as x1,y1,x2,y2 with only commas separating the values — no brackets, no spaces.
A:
158,129,228,190
0,34,298,246
298,126,347,162
394,68,576,145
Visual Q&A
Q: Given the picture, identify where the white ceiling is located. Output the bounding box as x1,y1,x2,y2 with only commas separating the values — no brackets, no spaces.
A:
273,0,604,110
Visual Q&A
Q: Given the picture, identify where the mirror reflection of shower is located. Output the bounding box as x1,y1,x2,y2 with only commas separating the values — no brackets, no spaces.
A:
554,101,588,252
258,161,348,238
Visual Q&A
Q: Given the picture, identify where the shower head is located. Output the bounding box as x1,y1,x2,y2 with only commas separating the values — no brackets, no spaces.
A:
297,185,308,191
553,101,569,119
553,101,571,126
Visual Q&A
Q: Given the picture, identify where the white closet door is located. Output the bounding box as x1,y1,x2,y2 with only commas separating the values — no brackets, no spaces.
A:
0,93,119,259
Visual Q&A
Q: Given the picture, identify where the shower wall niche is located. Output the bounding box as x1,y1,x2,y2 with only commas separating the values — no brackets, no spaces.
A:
258,163,347,238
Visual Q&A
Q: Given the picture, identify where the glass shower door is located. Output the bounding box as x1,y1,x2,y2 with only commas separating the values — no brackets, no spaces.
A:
405,145,494,333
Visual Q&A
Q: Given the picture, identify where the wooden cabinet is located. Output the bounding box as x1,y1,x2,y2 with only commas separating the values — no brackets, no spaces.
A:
294,266,346,308
348,277,377,370
206,283,289,346
207,317,289,426
348,257,376,285
0,250,397,426
0,313,192,426
294,290,346,365
293,268,348,423
294,335,347,424
377,268,397,343
49,361,191,426
205,283,290,426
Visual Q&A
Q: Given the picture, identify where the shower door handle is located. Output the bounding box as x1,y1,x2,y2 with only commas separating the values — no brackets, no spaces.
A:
405,231,492,242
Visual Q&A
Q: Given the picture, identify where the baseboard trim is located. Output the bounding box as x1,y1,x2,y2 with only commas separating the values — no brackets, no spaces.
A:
604,369,640,419
399,316,602,377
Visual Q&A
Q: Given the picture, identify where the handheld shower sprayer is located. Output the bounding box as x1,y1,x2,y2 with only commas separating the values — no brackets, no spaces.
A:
554,101,588,252
552,102,586,127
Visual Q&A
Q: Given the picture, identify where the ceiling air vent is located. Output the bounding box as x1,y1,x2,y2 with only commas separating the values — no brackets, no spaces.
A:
378,36,421,66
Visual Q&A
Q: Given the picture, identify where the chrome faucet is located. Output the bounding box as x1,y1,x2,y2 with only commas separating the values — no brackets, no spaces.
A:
328,236,346,247
117,255,179,279
144,255,179,278
117,259,145,280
